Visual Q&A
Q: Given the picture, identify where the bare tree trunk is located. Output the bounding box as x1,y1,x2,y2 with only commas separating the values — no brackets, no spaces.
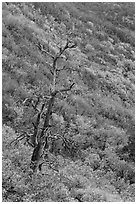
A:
30,103,45,147
30,39,76,172
30,85,75,172
30,91,57,172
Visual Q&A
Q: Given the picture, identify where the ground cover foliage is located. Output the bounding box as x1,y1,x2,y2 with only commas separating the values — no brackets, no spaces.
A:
2,2,135,202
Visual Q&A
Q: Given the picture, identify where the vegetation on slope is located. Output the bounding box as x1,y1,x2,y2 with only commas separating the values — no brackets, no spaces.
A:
2,2,135,202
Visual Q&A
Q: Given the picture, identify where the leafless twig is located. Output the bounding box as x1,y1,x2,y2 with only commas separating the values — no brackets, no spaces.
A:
36,42,54,59
9,132,29,146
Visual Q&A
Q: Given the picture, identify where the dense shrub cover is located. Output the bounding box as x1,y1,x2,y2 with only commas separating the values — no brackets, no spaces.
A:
2,2,135,202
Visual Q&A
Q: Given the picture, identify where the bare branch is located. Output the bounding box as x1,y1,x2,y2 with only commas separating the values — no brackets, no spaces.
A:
32,122,37,129
33,103,45,131
34,97,40,109
31,103,39,112
30,39,77,172
9,132,29,146
65,38,77,49
22,98,32,106
36,42,54,59
51,40,76,90
58,83,75,94
53,39,76,69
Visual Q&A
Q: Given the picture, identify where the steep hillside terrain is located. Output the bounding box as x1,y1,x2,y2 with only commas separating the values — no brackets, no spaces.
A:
2,2,135,202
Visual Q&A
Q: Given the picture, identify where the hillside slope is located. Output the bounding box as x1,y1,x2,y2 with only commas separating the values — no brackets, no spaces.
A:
2,2,135,202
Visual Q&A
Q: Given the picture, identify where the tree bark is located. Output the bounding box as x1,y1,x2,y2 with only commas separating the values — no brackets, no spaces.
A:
30,91,57,172
30,39,76,172
30,85,75,172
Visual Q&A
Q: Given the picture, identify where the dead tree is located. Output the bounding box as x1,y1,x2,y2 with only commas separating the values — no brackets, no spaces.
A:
29,39,76,172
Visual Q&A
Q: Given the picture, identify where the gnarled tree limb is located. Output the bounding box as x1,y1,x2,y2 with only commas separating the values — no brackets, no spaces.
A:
30,39,76,172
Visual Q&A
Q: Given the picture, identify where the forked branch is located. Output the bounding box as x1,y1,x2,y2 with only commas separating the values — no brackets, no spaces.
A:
30,38,76,172
9,132,30,146
36,42,54,59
